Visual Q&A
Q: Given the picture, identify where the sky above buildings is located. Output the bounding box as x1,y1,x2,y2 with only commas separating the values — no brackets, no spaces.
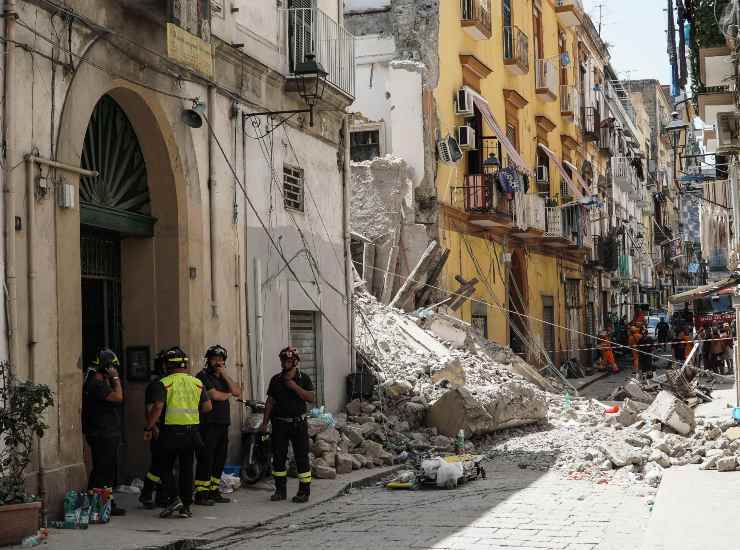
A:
582,0,672,86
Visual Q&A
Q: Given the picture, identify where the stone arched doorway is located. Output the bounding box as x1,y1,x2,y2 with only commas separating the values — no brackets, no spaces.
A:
78,91,182,479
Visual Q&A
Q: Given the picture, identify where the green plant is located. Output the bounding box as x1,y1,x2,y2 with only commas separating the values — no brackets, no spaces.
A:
688,0,733,103
0,363,54,505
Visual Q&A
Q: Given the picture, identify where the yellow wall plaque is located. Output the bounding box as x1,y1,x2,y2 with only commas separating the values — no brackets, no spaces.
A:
166,22,214,78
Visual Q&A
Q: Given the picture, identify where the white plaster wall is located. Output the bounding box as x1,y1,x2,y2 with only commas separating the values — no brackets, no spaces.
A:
705,54,734,88
353,34,425,187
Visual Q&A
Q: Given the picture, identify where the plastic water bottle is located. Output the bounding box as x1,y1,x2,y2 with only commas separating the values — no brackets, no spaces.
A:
563,392,572,410
21,536,41,547
455,429,465,454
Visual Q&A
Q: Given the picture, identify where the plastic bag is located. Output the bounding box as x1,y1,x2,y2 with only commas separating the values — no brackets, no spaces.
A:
386,469,417,490
421,458,444,479
220,473,241,494
114,484,141,494
310,406,336,428
436,461,464,489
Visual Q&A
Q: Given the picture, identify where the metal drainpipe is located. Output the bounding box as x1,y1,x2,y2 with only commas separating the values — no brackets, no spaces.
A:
341,115,355,374
3,0,18,376
208,85,218,318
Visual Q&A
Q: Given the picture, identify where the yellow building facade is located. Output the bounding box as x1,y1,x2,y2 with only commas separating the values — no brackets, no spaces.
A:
435,0,597,369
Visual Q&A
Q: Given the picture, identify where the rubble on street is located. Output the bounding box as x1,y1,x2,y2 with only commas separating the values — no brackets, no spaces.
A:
298,289,740,492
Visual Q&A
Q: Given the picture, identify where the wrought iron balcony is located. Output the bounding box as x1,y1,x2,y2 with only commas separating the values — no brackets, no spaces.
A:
285,7,355,98
560,85,579,119
503,26,529,75
581,106,599,141
708,249,729,272
460,174,514,223
610,156,632,190
561,204,583,247
461,0,492,40
535,59,558,101
555,0,584,27
544,206,563,238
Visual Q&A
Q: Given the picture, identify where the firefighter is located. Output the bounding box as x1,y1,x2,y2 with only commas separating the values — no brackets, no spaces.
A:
144,347,212,519
139,350,168,509
82,348,126,516
194,345,241,506
259,346,315,503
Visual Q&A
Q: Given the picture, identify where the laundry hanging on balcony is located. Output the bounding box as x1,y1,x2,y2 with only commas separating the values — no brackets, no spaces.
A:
536,143,583,200
468,92,532,177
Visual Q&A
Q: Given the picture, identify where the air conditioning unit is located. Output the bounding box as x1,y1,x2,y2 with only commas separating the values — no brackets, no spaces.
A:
437,135,463,165
717,112,740,153
536,165,549,183
455,87,475,118
457,126,477,150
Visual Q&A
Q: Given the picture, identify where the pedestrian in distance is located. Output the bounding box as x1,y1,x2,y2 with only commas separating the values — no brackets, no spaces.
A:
656,318,670,351
139,350,168,510
598,330,619,374
144,347,212,519
628,326,641,378
81,348,126,517
194,345,241,506
260,346,316,503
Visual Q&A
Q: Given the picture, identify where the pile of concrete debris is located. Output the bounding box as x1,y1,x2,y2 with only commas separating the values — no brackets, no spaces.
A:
305,290,555,479
486,384,740,493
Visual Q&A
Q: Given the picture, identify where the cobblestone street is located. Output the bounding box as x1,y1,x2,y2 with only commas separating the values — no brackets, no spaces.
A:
198,461,651,550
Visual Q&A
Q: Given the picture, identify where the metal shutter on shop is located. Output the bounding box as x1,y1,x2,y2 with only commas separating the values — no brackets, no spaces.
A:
289,310,322,403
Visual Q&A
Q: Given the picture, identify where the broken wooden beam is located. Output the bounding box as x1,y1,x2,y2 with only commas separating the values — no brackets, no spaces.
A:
389,240,441,310
416,248,451,307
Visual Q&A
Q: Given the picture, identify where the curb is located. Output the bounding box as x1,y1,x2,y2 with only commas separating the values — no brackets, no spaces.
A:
140,465,403,550
576,371,610,392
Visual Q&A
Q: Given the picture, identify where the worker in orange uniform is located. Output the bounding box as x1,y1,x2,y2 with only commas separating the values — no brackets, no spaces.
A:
598,331,620,374
628,326,642,378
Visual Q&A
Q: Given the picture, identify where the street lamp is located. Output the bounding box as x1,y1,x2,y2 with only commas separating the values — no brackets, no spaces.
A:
665,111,689,151
242,53,329,127
482,152,500,175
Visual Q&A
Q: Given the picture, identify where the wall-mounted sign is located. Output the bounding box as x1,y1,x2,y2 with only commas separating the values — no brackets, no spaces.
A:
166,22,214,78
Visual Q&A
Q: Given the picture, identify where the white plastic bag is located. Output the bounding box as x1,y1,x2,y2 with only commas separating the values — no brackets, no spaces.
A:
220,473,241,494
436,461,464,489
421,458,443,478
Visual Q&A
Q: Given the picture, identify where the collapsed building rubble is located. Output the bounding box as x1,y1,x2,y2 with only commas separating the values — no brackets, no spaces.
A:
304,288,738,491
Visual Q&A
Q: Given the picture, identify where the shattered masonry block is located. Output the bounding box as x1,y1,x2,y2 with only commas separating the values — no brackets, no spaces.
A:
643,391,695,436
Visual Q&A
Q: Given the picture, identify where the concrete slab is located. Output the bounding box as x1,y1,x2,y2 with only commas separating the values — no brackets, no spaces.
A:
24,466,399,550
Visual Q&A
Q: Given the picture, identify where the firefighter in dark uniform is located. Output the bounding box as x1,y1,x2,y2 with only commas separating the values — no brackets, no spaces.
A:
82,348,126,516
139,350,168,509
144,347,212,519
260,346,315,503
194,345,241,506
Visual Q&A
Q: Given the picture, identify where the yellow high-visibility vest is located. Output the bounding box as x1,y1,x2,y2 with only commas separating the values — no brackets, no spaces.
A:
160,372,202,426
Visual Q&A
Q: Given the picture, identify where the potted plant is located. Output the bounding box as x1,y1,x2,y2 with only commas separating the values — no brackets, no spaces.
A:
0,362,54,545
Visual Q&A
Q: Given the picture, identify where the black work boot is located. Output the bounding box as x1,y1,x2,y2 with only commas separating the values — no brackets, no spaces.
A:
194,491,214,506
291,482,310,504
210,490,230,503
271,477,287,501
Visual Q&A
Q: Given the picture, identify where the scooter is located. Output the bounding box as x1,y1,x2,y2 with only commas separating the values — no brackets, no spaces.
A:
238,399,271,485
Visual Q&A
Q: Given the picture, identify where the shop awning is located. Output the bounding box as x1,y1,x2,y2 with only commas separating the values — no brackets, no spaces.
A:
537,144,584,199
668,274,740,305
563,159,590,196
469,92,532,176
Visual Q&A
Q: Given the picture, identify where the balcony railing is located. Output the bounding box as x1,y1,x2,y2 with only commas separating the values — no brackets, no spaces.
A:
560,85,578,118
503,26,529,75
535,59,558,100
285,7,355,98
544,206,563,238
461,174,514,220
581,106,599,141
610,156,631,188
461,0,492,40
